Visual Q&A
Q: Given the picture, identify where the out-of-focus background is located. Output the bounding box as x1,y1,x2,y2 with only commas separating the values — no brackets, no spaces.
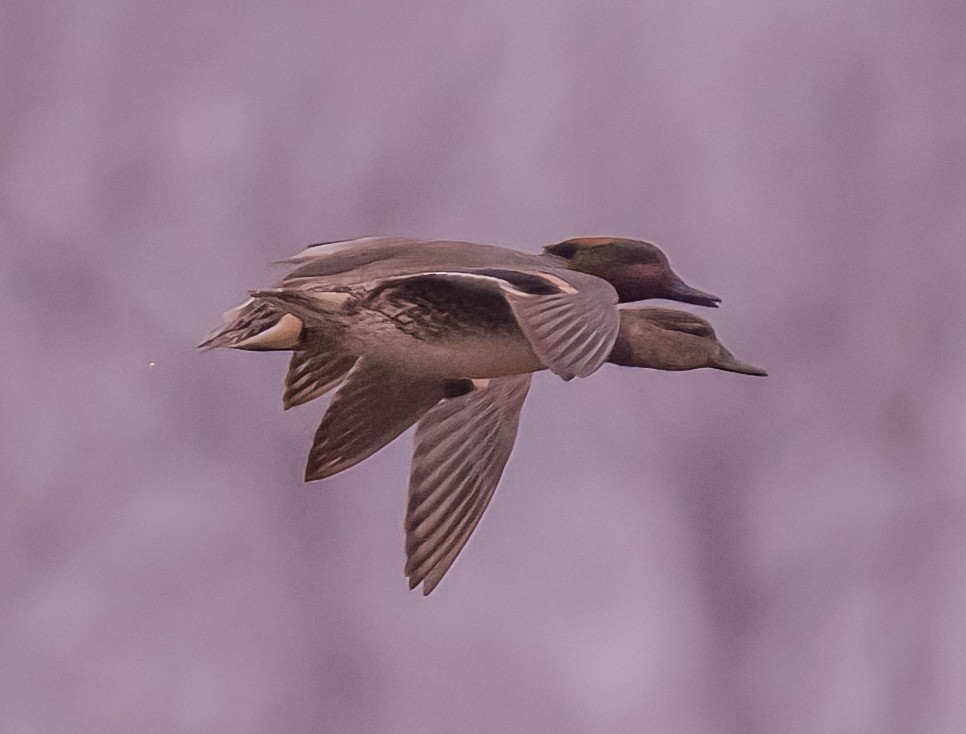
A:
3,1,965,732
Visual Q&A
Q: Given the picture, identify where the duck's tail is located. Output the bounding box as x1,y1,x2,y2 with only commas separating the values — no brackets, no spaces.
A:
197,298,303,351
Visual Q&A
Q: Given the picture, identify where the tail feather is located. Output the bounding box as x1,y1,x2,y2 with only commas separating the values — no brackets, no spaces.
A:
198,300,303,351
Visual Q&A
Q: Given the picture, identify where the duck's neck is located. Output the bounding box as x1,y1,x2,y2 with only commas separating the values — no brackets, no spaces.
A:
607,329,642,367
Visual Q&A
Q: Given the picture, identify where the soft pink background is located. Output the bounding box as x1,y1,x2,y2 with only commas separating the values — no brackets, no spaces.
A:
3,2,965,732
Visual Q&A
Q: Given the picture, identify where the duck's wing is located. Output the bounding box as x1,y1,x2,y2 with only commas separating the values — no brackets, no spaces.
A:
368,268,620,381
404,373,532,595
492,268,619,380
303,360,472,481
283,329,358,409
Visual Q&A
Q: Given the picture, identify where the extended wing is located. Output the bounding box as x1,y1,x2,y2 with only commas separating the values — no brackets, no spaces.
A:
302,360,472,481
405,374,532,594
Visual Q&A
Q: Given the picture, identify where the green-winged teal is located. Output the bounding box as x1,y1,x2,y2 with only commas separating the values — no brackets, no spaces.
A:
201,238,759,594
200,236,719,353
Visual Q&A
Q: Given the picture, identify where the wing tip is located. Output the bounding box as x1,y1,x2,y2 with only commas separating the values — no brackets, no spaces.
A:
404,571,440,596
304,461,336,482
553,368,578,381
421,575,442,595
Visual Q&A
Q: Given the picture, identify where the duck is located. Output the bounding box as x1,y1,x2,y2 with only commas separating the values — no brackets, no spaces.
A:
199,236,719,357
200,237,752,594
237,299,765,594
202,237,720,409
401,308,766,594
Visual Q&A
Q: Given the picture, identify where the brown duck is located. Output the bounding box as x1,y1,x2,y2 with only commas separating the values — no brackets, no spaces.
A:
201,237,762,594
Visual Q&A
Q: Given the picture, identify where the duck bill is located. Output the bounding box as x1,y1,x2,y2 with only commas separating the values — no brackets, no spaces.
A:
665,274,721,308
714,349,768,377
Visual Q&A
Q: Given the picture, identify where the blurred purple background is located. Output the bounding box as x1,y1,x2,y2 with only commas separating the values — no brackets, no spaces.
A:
3,1,965,732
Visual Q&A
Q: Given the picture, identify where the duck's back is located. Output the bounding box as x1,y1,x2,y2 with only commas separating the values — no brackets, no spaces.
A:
284,238,549,286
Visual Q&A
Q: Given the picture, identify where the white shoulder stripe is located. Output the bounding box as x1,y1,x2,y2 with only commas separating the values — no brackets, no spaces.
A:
385,270,576,298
